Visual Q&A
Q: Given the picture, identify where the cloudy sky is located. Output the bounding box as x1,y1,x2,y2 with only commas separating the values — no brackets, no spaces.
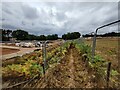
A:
1,2,119,36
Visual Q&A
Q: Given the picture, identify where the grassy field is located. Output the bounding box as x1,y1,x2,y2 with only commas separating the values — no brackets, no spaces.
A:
85,37,119,70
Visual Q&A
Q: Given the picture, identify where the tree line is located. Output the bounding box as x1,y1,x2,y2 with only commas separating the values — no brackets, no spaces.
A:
2,29,119,41
1,29,81,41
83,32,120,37
12,30,59,40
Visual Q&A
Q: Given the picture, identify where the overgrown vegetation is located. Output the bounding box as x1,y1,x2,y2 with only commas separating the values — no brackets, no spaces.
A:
73,39,119,87
2,42,71,80
47,41,71,66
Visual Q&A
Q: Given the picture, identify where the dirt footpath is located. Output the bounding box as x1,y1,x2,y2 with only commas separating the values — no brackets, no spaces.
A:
33,44,95,88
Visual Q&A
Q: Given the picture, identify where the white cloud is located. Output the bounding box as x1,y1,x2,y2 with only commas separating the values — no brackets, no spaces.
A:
1,2,118,36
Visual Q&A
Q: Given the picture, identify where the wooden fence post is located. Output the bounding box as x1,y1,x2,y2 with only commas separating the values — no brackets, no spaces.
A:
42,42,45,74
106,62,111,88
60,43,62,55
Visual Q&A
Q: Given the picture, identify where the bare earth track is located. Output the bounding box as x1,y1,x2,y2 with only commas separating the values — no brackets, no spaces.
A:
33,44,95,88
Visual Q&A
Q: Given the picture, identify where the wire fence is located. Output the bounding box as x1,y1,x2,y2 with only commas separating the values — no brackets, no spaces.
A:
75,37,120,88
90,20,120,88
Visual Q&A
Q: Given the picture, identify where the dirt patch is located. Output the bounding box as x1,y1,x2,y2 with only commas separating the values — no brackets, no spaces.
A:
1,48,20,55
68,47,75,88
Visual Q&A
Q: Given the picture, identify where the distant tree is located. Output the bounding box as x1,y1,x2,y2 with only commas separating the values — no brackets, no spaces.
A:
12,30,28,40
74,32,81,39
1,29,12,41
39,35,46,40
103,32,118,37
27,34,37,40
6,30,12,40
53,34,58,40
62,34,67,40
2,29,6,41
46,34,58,40
62,32,81,40
83,34,93,37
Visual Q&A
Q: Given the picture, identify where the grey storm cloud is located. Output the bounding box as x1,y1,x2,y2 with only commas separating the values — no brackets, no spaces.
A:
1,2,119,36
22,4,39,19
2,24,18,30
